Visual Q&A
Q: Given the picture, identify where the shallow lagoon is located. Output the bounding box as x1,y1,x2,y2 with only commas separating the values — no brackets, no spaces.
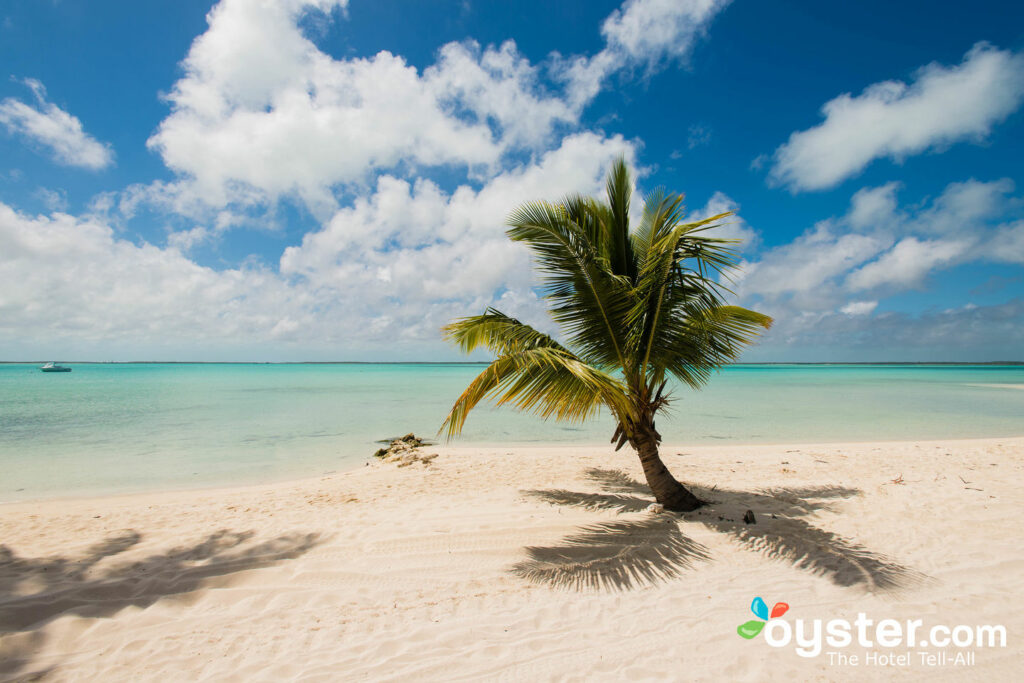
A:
2,363,1022,500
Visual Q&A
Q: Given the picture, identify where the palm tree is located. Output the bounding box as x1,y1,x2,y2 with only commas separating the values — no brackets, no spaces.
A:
440,158,772,511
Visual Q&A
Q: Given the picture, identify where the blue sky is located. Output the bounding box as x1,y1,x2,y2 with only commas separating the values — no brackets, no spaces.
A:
1,0,1023,361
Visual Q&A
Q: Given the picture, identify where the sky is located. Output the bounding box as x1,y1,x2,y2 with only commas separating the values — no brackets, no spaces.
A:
1,0,1023,362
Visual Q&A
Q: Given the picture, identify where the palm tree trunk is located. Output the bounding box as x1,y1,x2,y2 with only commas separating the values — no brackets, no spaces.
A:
632,426,703,512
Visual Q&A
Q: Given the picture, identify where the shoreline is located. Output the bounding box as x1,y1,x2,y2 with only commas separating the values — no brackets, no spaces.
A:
4,433,1024,507
2,435,1022,680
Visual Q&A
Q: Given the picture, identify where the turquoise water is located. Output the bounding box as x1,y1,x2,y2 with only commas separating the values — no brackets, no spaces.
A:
1,363,1023,501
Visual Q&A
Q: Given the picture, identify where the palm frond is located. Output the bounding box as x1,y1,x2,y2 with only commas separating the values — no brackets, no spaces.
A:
559,193,611,264
658,304,773,389
506,200,633,371
604,156,636,279
630,211,743,380
630,188,683,262
442,308,568,356
440,343,633,440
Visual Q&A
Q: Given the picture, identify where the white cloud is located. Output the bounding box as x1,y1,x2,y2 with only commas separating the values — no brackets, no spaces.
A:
0,197,474,359
556,0,730,108
0,133,635,358
907,178,1015,235
601,0,729,66
0,202,298,349
693,191,758,251
846,236,970,291
734,176,1024,357
842,177,1019,291
166,225,212,252
846,182,901,231
740,176,1020,308
769,43,1024,192
736,221,888,300
130,0,733,223
280,131,636,311
425,40,576,149
839,300,877,316
148,0,589,217
753,299,1024,362
33,187,68,212
747,298,1024,362
0,78,114,170
986,220,1024,265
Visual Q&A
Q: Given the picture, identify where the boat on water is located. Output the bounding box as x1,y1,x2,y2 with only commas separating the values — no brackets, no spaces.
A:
40,362,72,372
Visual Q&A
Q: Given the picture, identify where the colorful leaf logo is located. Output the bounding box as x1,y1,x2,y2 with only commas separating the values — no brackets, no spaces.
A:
737,596,789,639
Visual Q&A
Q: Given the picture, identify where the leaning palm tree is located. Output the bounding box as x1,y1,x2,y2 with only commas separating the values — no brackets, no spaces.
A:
440,158,772,511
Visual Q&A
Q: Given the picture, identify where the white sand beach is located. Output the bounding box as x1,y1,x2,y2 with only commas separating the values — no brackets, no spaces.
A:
1,437,1021,681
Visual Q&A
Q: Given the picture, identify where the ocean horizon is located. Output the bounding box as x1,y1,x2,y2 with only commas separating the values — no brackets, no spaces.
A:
2,362,1022,502
5,360,1023,364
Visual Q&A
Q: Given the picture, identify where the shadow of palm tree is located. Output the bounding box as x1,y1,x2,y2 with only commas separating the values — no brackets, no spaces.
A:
512,517,710,591
523,488,651,514
0,528,325,679
516,468,927,593
686,483,927,592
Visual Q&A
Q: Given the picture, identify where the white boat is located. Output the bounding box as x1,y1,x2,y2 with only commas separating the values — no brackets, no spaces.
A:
40,362,72,372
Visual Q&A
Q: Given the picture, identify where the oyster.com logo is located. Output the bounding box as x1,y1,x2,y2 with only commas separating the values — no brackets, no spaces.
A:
737,596,789,639
734,596,1006,665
